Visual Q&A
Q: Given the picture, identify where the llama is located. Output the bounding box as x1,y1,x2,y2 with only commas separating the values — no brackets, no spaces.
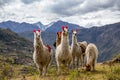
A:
53,31,62,48
55,26,72,74
78,41,87,67
33,29,52,76
71,29,82,69
85,43,98,71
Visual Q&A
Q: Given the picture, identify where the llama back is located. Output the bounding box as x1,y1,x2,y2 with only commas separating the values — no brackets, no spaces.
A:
85,43,98,65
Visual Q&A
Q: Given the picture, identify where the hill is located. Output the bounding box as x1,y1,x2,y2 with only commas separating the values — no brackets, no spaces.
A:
0,28,33,65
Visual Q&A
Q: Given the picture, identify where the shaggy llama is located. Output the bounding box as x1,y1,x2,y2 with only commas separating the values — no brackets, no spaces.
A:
33,29,52,76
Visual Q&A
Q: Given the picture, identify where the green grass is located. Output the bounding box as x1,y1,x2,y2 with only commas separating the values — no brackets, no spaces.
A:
10,63,120,80
0,55,120,80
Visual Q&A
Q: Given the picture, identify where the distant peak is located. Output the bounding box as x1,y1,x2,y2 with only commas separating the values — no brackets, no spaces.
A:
56,20,66,23
35,21,43,25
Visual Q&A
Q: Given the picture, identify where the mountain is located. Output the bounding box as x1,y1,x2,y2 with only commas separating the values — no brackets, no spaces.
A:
45,20,84,32
34,22,46,31
0,21,39,33
77,22,120,62
0,28,33,65
20,22,120,62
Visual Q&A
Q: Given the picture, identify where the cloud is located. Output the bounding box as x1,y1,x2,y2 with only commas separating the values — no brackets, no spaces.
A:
0,0,13,7
21,0,42,4
46,0,119,16
0,0,120,27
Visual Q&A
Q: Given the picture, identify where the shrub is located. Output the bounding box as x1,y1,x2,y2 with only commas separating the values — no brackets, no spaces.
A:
20,66,37,75
105,64,120,80
0,63,15,80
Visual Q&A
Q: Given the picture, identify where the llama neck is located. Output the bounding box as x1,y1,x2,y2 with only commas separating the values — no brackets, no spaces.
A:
56,38,61,46
87,56,92,65
61,35,69,48
72,35,77,45
34,36,44,51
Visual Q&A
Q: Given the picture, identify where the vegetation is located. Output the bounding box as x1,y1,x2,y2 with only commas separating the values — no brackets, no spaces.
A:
0,53,120,80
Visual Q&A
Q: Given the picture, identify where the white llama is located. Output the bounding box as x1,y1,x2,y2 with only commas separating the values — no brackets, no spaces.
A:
33,29,53,76
71,29,82,69
78,41,87,67
55,26,72,74
85,43,98,71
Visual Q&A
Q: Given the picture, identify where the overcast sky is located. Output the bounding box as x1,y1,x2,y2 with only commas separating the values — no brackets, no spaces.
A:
0,0,120,27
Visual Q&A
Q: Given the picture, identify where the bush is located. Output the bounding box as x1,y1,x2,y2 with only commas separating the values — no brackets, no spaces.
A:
20,66,37,75
105,64,120,80
0,63,15,80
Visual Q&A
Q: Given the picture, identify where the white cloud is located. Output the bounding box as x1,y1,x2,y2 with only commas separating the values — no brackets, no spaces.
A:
0,0,120,27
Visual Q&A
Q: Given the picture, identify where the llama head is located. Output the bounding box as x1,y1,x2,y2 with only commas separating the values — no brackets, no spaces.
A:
53,31,62,48
57,31,62,39
33,29,41,41
62,26,68,36
85,64,91,71
72,29,78,37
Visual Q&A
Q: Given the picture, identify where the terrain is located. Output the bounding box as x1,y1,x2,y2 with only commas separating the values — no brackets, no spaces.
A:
0,28,33,65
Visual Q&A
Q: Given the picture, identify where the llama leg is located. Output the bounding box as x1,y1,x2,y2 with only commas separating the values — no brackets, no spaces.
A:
38,67,43,76
77,57,80,70
68,59,72,70
43,62,50,76
56,60,60,75
81,55,84,68
92,60,96,71
43,66,47,76
72,56,75,69
83,55,85,67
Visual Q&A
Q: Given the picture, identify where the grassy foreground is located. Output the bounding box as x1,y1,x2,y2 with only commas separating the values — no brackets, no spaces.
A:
10,63,120,80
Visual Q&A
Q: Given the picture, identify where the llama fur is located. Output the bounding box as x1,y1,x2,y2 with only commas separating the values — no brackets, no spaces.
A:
85,43,98,71
78,41,87,67
71,30,82,69
53,31,61,48
33,30,52,76
55,26,72,74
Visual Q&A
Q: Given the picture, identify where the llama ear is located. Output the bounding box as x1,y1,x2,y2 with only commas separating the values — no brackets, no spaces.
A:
32,30,36,33
38,29,41,32
76,29,78,32
60,31,62,35
62,26,64,30
66,26,68,29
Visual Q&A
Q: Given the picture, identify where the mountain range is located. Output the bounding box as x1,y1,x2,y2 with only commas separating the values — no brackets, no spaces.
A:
0,20,120,62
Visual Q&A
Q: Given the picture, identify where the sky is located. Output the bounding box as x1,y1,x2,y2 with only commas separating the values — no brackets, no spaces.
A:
0,0,120,27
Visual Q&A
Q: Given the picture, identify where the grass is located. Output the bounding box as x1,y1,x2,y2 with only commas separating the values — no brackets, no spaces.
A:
1,52,120,80
10,63,120,80
0,55,120,80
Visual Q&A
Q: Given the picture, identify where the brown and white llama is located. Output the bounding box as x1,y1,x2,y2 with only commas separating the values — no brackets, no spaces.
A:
85,43,98,71
71,29,82,69
78,41,87,67
53,31,62,48
33,29,53,76
55,26,72,74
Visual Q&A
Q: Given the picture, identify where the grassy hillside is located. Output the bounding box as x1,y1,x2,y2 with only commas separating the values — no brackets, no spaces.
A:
0,28,33,65
0,53,118,80
10,63,120,80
